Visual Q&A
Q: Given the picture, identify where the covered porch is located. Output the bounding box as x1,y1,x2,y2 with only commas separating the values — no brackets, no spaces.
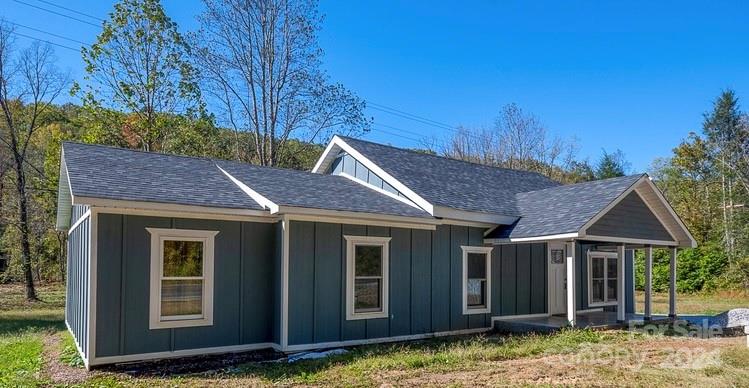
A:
484,174,697,331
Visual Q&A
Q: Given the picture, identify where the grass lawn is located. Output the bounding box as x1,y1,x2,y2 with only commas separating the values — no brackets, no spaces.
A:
635,290,749,315
1,283,748,387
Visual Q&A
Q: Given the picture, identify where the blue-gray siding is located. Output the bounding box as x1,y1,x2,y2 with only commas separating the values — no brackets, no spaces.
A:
587,192,673,241
287,222,494,346
330,153,402,196
66,210,90,360
94,214,280,358
71,204,89,226
492,243,548,316
575,242,636,312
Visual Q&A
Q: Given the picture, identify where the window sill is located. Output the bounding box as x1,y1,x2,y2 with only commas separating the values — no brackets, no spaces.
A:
463,306,491,315
346,311,388,321
149,317,213,330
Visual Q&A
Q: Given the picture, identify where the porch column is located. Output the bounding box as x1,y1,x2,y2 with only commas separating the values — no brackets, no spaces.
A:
566,241,576,327
617,244,626,322
644,245,653,321
669,247,677,318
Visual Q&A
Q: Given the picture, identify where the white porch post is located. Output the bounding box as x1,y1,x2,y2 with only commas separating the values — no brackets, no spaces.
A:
644,245,653,321
617,244,626,322
566,241,576,327
669,247,677,318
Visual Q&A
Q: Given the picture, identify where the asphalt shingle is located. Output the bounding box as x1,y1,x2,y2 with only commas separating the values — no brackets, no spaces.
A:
63,142,429,218
486,174,645,239
338,136,561,216
217,161,429,218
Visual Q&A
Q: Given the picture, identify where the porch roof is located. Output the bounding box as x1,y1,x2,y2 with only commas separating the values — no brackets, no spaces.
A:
485,174,697,248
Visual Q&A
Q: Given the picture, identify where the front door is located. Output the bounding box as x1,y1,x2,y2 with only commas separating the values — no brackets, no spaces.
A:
548,243,567,315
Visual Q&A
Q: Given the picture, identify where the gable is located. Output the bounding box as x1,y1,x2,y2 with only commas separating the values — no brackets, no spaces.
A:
586,191,674,242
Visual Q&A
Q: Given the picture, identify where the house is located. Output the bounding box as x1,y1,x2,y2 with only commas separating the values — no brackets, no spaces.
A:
56,135,696,369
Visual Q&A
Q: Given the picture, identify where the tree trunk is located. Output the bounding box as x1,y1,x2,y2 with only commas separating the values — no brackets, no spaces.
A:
13,151,36,300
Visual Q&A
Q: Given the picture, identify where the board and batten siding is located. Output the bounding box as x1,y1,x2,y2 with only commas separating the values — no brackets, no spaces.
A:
587,191,673,242
65,206,91,361
492,243,547,316
286,222,492,346
94,214,281,358
574,242,636,313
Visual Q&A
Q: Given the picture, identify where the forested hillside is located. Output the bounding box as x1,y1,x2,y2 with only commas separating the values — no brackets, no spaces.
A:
0,0,746,300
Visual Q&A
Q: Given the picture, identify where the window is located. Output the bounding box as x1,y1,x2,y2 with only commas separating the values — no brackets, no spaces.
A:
147,228,218,329
345,235,390,320
462,246,493,314
588,251,618,306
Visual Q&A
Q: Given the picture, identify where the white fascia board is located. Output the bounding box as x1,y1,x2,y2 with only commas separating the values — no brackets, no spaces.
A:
640,177,698,248
315,136,435,215
217,165,280,213
433,205,518,225
337,172,421,209
279,206,439,230
484,232,579,245
583,235,678,247
311,137,341,173
73,196,272,219
55,151,73,231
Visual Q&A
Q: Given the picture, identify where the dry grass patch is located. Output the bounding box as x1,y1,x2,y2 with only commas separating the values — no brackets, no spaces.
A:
636,290,749,315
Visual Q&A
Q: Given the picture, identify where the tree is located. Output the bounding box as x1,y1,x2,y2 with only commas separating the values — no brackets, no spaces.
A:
192,0,370,166
702,90,748,259
79,0,200,151
594,149,629,179
442,103,579,182
0,22,68,299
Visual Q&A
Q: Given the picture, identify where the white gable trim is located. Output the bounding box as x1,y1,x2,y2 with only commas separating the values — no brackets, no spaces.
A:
312,136,435,215
55,150,74,231
217,165,280,213
337,172,421,209
579,175,696,248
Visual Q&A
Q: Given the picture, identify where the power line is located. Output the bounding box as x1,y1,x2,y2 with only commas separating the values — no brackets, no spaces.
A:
34,0,103,22
370,126,426,145
367,101,457,131
9,30,80,52
6,21,90,46
13,0,101,28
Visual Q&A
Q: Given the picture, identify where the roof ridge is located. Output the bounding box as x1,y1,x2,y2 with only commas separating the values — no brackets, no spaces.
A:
516,173,646,196
63,141,327,177
338,135,560,182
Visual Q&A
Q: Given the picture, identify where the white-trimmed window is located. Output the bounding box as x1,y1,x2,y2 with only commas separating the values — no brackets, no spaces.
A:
462,246,493,314
588,251,618,307
147,228,219,329
344,235,391,320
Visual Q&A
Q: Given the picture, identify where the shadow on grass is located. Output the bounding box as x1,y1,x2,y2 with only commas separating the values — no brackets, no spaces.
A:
0,311,65,336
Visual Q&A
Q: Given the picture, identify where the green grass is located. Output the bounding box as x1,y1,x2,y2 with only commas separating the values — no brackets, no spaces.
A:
0,284,64,387
1,282,748,387
636,290,749,315
235,329,627,385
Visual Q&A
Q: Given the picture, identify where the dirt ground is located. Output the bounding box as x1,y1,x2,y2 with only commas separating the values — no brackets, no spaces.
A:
379,336,747,387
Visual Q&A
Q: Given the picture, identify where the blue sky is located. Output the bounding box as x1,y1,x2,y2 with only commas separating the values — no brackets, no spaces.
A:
5,0,749,171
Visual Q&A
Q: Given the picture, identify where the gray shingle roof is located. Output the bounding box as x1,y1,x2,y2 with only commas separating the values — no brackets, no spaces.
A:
486,174,645,239
339,136,561,216
63,142,264,210
63,142,428,218
216,161,429,218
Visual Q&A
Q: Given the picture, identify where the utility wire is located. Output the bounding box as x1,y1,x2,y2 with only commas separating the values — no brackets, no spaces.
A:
9,30,80,52
34,0,103,22
6,20,90,46
368,101,457,131
13,0,101,28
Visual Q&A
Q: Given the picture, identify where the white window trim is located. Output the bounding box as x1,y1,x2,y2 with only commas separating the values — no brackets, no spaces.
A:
344,235,391,320
462,246,493,315
147,228,219,329
587,251,618,307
